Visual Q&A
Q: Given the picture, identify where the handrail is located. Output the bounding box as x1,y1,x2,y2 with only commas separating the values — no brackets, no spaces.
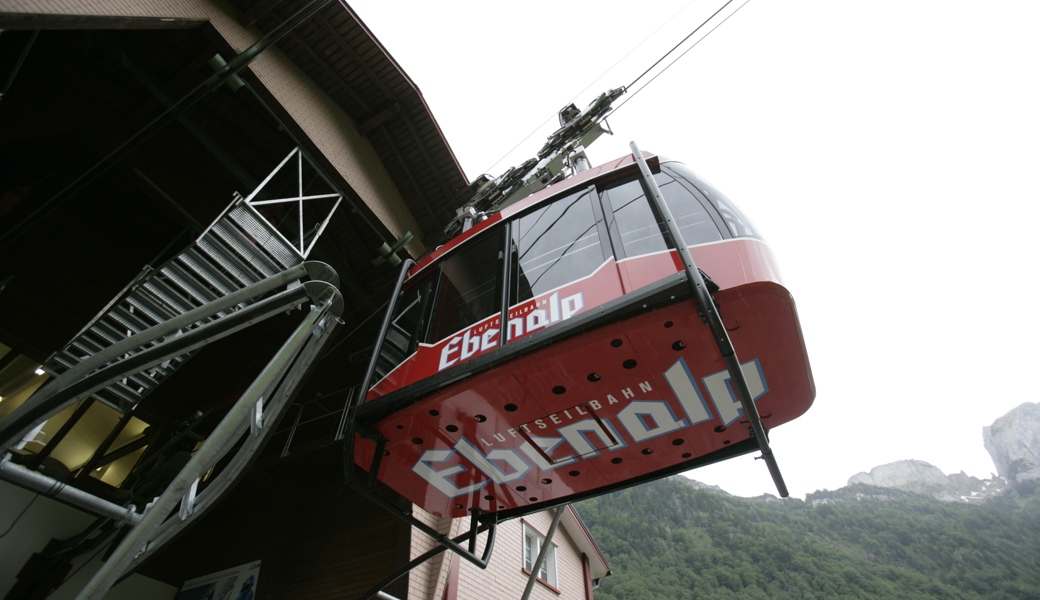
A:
339,257,501,586
499,221,513,348
1,284,313,453
77,296,340,599
341,257,414,486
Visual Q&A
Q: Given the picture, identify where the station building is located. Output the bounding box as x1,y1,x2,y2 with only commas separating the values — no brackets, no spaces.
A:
0,1,609,598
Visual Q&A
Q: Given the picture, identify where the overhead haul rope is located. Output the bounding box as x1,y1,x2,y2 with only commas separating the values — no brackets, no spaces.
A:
623,0,735,94
609,0,752,119
427,0,751,235
372,0,748,253
480,0,701,176
479,0,751,181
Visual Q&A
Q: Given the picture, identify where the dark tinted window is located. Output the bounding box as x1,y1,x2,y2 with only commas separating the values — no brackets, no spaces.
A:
391,272,434,352
601,178,667,258
510,187,606,304
666,163,758,238
374,272,434,380
658,172,724,246
599,171,722,259
426,229,504,342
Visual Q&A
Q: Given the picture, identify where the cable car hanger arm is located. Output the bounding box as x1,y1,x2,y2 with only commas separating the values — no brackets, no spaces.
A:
630,141,789,498
340,257,500,583
445,87,625,238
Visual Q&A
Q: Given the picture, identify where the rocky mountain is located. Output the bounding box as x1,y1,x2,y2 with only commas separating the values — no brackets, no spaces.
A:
847,459,1006,503
573,404,1040,598
983,401,1040,485
841,403,1039,503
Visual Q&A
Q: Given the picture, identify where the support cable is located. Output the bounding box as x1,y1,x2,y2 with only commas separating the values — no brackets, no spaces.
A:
478,0,701,176
565,0,699,115
0,29,38,104
0,493,37,539
609,0,752,119
479,0,743,178
624,0,734,91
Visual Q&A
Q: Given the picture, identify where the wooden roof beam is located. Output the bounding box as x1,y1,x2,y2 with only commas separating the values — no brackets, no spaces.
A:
313,14,396,102
287,30,373,115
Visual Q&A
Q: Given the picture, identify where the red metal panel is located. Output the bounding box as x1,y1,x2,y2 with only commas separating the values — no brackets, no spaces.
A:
356,280,812,518
368,259,625,399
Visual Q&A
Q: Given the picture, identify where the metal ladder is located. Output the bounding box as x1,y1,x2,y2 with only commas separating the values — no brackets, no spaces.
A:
43,148,339,414
0,147,347,599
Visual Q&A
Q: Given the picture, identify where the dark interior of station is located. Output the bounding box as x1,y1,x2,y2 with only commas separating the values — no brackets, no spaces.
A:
0,7,474,596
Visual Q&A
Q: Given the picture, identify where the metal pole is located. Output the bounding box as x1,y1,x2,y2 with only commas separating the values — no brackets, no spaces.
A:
54,262,314,385
629,141,788,497
357,521,495,600
499,221,513,347
349,482,498,570
520,506,565,600
76,302,330,600
0,455,142,524
132,300,338,563
341,258,414,484
0,284,312,452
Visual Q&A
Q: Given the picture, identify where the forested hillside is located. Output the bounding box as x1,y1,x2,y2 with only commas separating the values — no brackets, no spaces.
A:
575,477,1040,599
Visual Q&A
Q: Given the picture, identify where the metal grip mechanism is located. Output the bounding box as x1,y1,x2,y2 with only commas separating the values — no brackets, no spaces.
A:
630,141,789,498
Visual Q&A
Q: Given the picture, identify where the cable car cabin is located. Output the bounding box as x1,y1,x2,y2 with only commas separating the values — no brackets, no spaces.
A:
351,152,814,519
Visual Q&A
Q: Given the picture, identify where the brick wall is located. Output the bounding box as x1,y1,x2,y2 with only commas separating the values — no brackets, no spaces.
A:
406,506,455,600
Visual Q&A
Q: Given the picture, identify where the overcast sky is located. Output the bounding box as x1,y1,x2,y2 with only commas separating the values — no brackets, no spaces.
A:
350,0,1040,498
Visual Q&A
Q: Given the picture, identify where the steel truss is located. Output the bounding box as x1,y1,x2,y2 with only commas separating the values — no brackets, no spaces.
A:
76,295,341,599
0,146,346,599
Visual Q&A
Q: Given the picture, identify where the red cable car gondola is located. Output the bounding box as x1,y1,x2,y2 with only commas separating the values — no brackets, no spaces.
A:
346,143,814,521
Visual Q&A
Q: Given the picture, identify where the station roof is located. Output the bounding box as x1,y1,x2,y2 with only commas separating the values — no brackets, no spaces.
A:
228,0,474,243
0,0,475,460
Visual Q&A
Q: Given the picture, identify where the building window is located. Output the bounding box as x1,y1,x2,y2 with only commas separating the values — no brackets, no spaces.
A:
425,227,504,344
523,522,558,588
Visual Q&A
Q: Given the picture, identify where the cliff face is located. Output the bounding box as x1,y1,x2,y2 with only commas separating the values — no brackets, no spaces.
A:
983,402,1040,485
849,460,949,489
842,403,1040,502
847,460,999,502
